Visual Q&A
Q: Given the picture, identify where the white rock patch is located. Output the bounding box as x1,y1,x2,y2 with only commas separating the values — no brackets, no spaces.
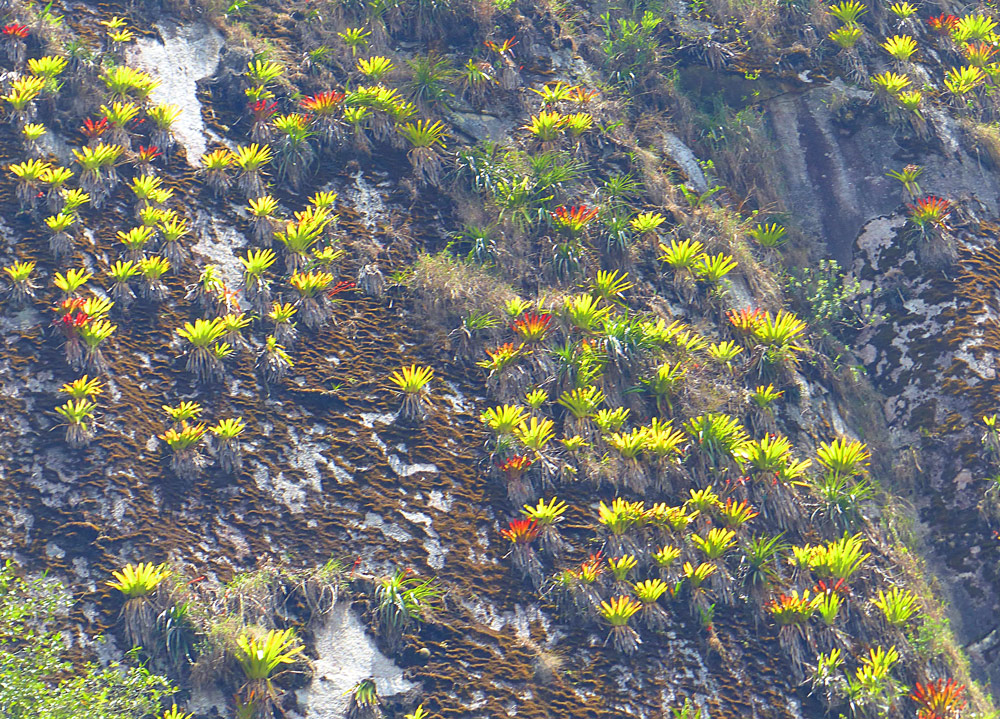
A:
128,22,224,166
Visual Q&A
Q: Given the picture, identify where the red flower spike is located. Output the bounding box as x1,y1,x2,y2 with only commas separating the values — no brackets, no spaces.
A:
498,454,533,477
927,14,959,33
551,205,599,234
726,307,764,334
511,311,551,343
137,145,162,162
300,92,345,116
910,678,966,719
327,280,356,298
2,23,28,38
81,117,108,139
500,518,539,544
907,196,951,226
249,100,278,122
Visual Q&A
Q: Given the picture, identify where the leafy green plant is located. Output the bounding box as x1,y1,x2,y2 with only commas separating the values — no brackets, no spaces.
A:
375,569,441,649
873,587,919,627
0,561,174,715
406,54,455,109
600,11,661,89
828,0,867,24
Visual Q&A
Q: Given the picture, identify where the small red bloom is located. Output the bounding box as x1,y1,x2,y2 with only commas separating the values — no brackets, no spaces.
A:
327,280,356,298
511,311,551,343
81,117,108,139
2,23,28,38
927,14,959,33
137,145,162,162
498,454,533,477
300,92,345,116
910,678,966,719
500,518,539,544
249,99,278,122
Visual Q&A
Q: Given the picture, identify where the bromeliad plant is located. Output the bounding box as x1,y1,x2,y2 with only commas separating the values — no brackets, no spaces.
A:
522,497,568,557
176,318,228,383
9,158,51,210
269,302,298,347
289,270,334,330
390,365,434,421
872,586,918,628
598,596,642,654
501,518,542,588
347,679,381,719
551,205,599,237
753,310,808,365
374,569,441,650
108,562,171,650
200,148,233,196
766,590,820,675
3,260,36,304
73,143,124,208
235,628,304,706
816,438,870,480
907,196,951,236
240,248,276,311
247,195,281,245
159,422,207,479
139,256,171,301
910,679,966,719
632,578,670,630
259,335,294,383
274,213,328,274
55,397,97,447
748,223,787,248
397,120,448,187
233,143,273,198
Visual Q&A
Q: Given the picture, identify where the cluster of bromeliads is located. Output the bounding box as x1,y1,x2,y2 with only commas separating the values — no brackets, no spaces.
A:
825,2,1000,241
101,560,441,718
831,2,1000,124
384,266,968,718
0,19,401,469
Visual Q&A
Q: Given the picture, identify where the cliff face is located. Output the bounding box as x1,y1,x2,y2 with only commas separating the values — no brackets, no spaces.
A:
3,0,1000,716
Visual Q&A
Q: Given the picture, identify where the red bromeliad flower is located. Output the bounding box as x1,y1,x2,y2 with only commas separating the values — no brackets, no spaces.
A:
137,145,162,163
551,205,599,235
727,307,764,335
81,117,108,140
300,91,346,116
512,311,551,343
910,679,966,719
927,14,959,33
54,298,91,329
327,280,356,298
908,196,951,226
500,518,539,544
479,342,524,373
812,579,850,597
498,454,533,478
569,87,600,104
577,552,604,582
2,23,28,38
249,99,278,122
484,36,517,56
965,42,997,66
